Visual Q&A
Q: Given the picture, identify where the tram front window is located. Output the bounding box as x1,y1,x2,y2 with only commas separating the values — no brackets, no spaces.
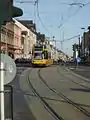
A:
34,52,42,59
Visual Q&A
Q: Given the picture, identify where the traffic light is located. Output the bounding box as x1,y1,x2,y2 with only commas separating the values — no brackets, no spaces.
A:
72,44,75,51
72,44,79,51
0,0,23,25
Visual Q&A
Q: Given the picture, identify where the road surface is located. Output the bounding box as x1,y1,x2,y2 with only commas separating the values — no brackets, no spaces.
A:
13,65,90,120
8,66,37,120
69,66,90,79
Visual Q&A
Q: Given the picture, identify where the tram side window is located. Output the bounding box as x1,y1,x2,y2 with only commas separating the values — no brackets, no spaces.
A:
48,52,51,59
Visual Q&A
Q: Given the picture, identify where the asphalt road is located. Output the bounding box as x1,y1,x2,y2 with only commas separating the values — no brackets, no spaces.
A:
8,66,37,120
6,64,90,120
19,65,90,120
68,66,90,79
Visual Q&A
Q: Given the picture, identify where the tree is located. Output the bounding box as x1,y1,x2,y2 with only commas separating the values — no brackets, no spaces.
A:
37,32,45,44
72,43,79,51
72,43,82,57
40,34,45,43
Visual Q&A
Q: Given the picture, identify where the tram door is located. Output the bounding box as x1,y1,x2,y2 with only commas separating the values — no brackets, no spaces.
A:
43,51,48,59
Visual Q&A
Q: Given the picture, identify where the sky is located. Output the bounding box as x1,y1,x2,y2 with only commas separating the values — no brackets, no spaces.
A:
14,0,90,56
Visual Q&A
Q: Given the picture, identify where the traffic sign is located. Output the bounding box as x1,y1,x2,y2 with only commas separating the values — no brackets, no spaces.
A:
76,57,81,63
0,53,16,85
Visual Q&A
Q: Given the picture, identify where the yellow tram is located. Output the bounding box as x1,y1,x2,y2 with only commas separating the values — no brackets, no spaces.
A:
31,44,53,66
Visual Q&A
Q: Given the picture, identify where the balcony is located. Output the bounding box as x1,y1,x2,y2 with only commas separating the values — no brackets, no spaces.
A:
1,26,14,45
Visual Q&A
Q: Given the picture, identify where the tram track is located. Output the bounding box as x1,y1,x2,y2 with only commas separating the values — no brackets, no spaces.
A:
57,66,90,89
38,68,90,118
27,71,64,120
65,66,90,83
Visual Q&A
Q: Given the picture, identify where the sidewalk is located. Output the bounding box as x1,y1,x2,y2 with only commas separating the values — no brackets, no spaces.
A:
67,66,90,79
9,68,36,120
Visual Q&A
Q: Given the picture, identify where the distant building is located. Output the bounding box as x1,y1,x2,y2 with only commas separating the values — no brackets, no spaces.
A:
17,20,36,33
81,30,90,61
14,21,22,59
14,19,37,58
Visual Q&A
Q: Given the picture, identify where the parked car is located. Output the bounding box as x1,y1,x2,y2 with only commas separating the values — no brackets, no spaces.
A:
15,58,31,63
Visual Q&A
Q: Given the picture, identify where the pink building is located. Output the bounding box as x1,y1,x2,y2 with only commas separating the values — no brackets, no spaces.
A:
14,23,22,59
0,21,22,59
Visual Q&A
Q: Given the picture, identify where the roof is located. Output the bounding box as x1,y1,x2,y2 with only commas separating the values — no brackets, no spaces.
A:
17,19,37,34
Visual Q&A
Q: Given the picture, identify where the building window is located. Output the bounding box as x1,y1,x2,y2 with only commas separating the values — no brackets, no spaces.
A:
1,27,6,35
7,29,14,38
21,37,24,45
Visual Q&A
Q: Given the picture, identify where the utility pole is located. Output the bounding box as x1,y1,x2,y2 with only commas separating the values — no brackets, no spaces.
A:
52,36,57,60
81,28,85,60
62,31,64,50
58,14,63,51
5,27,8,54
88,26,90,61
78,35,81,57
60,40,63,50
84,32,85,60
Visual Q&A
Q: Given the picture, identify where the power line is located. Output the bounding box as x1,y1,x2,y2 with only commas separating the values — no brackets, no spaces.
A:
15,0,36,4
36,0,50,34
58,0,80,28
59,2,84,7
83,1,90,6
59,1,90,7
15,0,50,35
58,0,90,29
15,0,37,24
58,7,81,29
58,0,80,49
61,34,80,42
33,1,37,23
67,0,80,17
54,34,80,42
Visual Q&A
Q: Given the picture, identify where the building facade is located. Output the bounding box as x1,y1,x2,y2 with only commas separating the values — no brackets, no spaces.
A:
14,19,36,59
0,21,22,59
81,30,90,61
13,22,22,59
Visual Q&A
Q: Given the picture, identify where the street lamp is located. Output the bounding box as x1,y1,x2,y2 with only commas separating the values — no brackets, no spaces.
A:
52,36,56,48
78,35,81,57
81,27,85,60
52,36,57,61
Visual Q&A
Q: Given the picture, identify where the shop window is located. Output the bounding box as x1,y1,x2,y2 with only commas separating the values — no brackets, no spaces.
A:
42,51,48,59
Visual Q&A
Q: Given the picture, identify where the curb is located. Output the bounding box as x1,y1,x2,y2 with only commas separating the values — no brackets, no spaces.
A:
65,67,90,82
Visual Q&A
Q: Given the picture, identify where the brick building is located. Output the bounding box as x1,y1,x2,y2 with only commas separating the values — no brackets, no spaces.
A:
81,30,90,61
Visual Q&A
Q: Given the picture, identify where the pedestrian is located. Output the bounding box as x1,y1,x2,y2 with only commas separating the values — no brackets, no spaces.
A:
74,58,77,69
